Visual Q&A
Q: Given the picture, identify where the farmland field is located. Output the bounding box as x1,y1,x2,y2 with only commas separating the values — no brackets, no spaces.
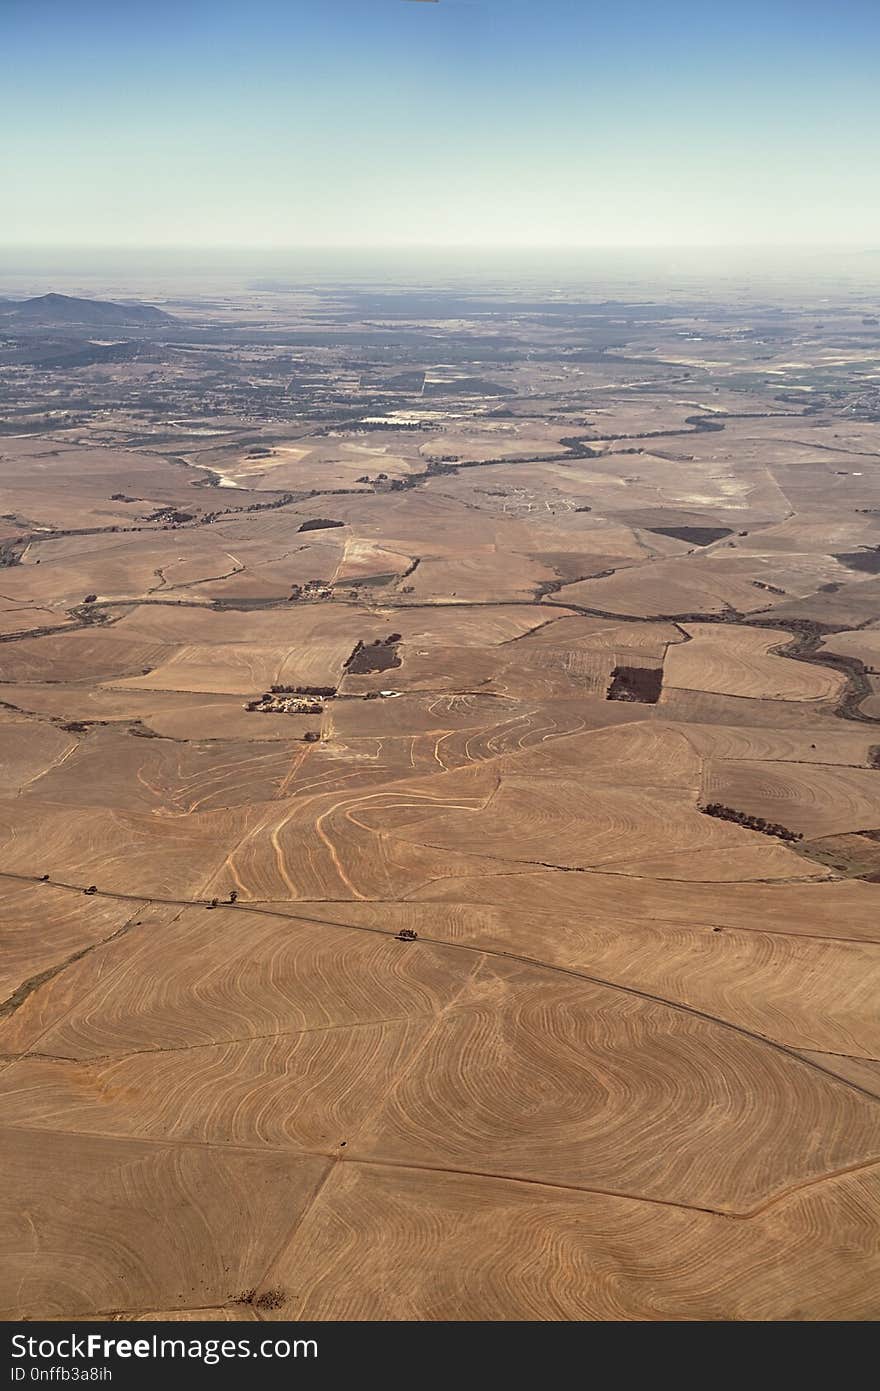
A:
1,273,879,1321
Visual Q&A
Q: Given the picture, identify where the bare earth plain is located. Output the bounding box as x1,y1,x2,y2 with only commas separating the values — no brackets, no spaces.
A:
1,275,879,1321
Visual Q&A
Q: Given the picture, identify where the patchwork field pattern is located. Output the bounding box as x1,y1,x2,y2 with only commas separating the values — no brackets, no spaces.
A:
1,279,879,1320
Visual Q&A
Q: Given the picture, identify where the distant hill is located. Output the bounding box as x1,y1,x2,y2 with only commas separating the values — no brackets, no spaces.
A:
0,292,174,328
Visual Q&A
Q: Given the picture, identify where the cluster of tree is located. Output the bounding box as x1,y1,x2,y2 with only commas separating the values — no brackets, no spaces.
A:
241,492,296,513
298,518,344,532
702,803,803,842
147,507,194,525
206,891,239,909
344,634,402,675
289,579,332,601
269,684,336,697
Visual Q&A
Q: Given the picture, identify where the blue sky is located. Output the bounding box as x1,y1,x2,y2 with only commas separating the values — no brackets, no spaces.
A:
2,0,879,248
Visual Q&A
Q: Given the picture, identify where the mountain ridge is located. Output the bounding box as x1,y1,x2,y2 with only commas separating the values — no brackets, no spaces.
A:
0,292,174,328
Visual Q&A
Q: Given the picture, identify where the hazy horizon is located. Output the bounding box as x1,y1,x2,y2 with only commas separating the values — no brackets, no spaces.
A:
3,242,880,300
